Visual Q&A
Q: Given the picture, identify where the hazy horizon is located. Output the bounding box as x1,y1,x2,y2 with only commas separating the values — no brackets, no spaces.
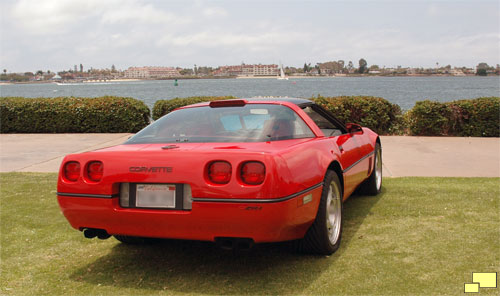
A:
1,0,499,73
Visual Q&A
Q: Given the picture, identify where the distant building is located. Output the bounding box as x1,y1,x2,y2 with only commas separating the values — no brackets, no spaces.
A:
450,68,466,76
124,66,180,78
214,64,279,76
319,68,332,74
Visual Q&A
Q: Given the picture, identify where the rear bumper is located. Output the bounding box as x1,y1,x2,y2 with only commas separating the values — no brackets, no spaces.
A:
57,186,322,243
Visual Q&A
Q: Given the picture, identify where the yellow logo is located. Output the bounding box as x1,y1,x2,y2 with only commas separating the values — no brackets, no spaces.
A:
465,272,497,293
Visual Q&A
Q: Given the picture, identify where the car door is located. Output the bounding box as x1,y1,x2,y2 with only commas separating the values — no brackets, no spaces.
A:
302,106,363,199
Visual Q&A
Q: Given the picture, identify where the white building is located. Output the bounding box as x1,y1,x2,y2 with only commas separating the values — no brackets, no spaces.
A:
214,64,279,76
124,67,180,78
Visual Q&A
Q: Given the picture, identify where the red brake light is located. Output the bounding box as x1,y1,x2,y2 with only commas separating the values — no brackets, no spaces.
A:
208,161,232,184
209,99,247,108
240,161,265,185
87,161,103,182
64,161,80,182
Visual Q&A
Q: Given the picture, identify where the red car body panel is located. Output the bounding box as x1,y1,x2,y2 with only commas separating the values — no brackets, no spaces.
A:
57,99,379,243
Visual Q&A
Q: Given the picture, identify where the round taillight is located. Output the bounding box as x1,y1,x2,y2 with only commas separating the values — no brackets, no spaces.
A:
208,161,231,184
87,161,103,182
64,161,80,182
240,161,265,185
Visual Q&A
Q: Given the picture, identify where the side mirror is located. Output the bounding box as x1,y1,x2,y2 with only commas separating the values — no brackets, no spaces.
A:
346,123,363,134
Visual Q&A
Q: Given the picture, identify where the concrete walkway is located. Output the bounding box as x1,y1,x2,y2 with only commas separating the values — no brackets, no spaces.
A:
0,134,498,177
0,134,131,173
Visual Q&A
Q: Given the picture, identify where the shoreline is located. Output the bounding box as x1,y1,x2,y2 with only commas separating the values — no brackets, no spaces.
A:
0,74,488,85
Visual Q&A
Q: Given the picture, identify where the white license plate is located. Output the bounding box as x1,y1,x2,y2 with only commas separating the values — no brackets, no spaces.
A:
136,184,176,208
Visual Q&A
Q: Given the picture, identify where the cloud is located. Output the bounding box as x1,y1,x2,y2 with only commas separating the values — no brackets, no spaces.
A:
202,7,228,17
10,0,102,34
1,0,499,71
100,2,189,25
426,3,439,16
8,0,189,35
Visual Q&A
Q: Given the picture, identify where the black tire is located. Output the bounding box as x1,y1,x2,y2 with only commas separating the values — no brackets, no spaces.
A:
114,235,159,244
296,170,343,255
359,142,382,196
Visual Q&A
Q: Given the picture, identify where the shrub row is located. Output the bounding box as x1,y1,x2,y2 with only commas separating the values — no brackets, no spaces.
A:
2,96,498,136
152,96,236,120
406,97,499,137
311,95,403,135
0,96,150,133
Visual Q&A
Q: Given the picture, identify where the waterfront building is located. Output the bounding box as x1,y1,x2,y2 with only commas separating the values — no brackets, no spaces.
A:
124,66,180,78
214,64,279,76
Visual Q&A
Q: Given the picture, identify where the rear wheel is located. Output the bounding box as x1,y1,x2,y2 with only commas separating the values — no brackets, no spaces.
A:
297,170,343,255
359,143,382,195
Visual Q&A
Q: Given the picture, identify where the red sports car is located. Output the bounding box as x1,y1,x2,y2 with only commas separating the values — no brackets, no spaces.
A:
57,98,382,255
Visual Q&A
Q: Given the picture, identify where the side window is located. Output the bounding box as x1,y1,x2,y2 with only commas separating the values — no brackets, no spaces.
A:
303,106,343,137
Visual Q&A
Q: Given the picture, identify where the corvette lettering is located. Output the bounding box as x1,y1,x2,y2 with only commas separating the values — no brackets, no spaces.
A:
129,167,173,173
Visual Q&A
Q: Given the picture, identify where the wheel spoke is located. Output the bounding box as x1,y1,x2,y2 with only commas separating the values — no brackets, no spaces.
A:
375,148,382,190
326,182,341,245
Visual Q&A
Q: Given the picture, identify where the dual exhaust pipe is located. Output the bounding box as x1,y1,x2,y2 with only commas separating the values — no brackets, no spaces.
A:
83,228,111,240
215,237,254,251
83,230,255,251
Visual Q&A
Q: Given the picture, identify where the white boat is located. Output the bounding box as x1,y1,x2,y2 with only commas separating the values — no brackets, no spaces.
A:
277,64,288,80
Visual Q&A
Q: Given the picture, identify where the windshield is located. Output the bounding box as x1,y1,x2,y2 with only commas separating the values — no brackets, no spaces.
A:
126,104,315,144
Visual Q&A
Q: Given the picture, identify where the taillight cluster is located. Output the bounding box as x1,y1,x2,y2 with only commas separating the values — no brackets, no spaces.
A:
63,161,103,182
87,161,103,182
207,161,265,185
240,161,266,185
208,161,232,184
64,161,80,182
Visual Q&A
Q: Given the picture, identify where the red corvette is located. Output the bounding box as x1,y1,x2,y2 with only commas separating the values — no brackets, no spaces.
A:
57,98,382,255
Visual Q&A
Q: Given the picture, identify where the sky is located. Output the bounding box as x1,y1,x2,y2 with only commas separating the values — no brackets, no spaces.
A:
0,0,499,73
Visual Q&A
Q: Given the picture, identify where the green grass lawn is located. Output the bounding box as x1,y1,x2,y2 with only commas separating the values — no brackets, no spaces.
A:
1,173,499,295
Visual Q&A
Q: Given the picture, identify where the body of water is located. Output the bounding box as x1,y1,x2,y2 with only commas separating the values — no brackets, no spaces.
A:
1,76,498,110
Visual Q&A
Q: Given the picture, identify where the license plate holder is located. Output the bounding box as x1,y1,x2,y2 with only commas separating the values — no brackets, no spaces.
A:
135,184,176,208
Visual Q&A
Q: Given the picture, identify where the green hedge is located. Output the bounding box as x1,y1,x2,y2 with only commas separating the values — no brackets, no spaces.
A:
406,97,499,137
311,95,404,135
152,96,236,120
2,95,498,137
0,96,150,133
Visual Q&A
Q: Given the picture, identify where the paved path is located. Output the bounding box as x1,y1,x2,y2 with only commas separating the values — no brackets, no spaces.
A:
0,134,498,177
0,134,131,173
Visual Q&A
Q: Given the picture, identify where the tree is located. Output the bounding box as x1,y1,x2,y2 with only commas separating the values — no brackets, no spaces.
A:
337,60,345,72
36,70,43,75
179,68,194,75
3,69,6,74
476,62,489,70
347,61,354,72
476,63,490,75
358,58,367,73
315,64,321,75
476,68,487,76
111,64,116,72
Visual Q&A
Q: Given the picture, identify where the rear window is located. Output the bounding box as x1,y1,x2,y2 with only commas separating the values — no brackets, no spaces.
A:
126,104,315,144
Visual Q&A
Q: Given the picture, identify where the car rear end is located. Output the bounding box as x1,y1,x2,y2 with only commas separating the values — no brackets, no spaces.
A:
57,100,324,244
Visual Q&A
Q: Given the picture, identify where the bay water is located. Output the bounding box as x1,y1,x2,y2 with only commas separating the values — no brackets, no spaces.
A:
1,76,498,110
